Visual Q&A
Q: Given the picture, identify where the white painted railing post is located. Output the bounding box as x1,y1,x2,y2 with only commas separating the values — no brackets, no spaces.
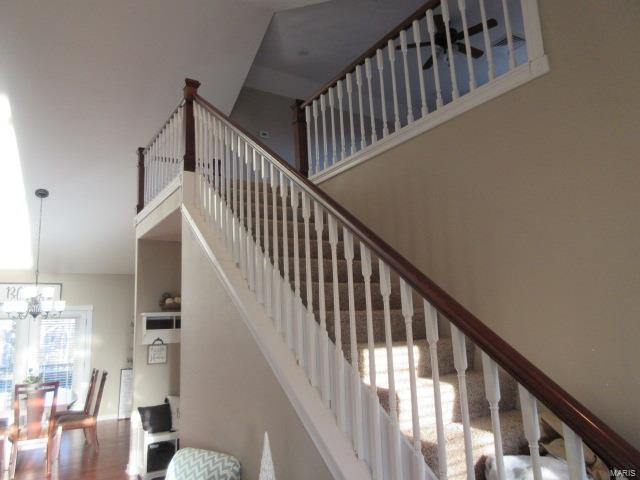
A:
328,216,346,432
451,324,475,480
253,150,264,304
271,164,282,332
400,279,424,480
376,49,390,137
355,64,367,151
500,0,516,70
518,385,543,480
343,229,363,458
245,143,254,292
290,184,304,368
312,100,320,175
304,105,313,174
423,300,448,479
440,0,459,100
458,0,477,91
412,19,428,118
380,260,403,480
562,424,588,480
478,0,495,81
238,138,247,279
399,30,414,124
328,87,337,166
320,93,328,171
262,156,272,318
336,80,346,161
314,202,331,409
346,73,356,156
481,352,505,480
302,193,317,386
520,0,547,74
361,244,383,480
280,171,292,350
364,58,377,143
387,39,402,132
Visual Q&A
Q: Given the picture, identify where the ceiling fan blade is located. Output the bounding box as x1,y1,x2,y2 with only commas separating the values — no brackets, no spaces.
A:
396,41,432,50
455,43,484,58
422,56,434,70
460,18,498,39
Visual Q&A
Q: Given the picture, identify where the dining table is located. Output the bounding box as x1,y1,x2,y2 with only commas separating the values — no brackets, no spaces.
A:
0,386,78,424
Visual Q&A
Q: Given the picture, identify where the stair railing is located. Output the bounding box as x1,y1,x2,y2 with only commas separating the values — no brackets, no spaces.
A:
293,0,548,180
141,79,640,479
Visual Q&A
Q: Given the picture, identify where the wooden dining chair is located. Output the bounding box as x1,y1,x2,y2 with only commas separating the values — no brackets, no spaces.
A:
56,371,107,451
53,368,98,420
7,381,60,478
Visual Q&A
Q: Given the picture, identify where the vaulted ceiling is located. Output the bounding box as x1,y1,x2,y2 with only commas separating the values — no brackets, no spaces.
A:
0,0,327,275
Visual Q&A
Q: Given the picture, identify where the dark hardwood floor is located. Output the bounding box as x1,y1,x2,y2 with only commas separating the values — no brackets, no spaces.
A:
3,420,132,480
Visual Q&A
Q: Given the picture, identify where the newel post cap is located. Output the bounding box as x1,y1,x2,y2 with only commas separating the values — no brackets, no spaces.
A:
184,78,201,100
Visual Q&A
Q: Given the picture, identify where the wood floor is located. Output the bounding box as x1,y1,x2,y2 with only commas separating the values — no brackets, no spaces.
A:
2,420,132,480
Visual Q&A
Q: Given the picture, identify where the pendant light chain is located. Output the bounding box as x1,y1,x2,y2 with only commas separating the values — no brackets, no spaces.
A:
35,194,44,287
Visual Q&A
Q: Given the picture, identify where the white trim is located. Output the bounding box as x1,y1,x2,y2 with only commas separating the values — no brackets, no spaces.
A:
181,203,372,480
135,174,183,226
311,57,550,184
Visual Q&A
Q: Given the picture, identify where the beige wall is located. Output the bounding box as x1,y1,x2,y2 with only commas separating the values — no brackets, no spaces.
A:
319,0,640,448
133,239,181,408
0,271,133,418
180,218,332,480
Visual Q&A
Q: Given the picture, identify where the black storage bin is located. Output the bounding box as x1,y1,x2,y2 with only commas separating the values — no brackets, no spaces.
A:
147,441,176,472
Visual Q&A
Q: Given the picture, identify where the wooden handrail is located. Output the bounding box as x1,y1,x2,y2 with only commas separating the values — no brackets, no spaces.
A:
136,147,145,213
300,0,441,108
194,89,640,472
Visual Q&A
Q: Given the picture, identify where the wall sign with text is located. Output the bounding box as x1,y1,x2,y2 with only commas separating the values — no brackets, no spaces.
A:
0,283,62,302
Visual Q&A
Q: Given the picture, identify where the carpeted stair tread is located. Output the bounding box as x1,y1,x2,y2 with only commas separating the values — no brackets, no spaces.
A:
417,409,527,480
300,280,402,311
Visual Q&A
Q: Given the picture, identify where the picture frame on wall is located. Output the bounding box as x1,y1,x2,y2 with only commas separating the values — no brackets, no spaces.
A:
148,339,168,364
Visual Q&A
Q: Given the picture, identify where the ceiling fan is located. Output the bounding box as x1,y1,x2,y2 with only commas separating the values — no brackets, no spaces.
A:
401,14,498,69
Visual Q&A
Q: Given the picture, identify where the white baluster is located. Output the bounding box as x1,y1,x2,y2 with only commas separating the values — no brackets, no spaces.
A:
304,105,313,173
246,143,254,292
451,324,475,479
271,164,281,332
314,202,330,408
328,87,337,166
399,30,414,124
302,193,317,386
355,64,367,150
520,0,545,65
412,20,428,118
254,150,264,304
376,49,390,137
387,39,401,131
482,352,505,480
343,229,363,458
380,261,403,480
336,80,347,160
458,0,477,91
225,127,232,250
320,93,328,171
364,58,378,143
423,300,448,479
280,171,292,350
239,138,247,279
501,0,516,69
328,216,345,431
312,100,320,175
426,10,444,108
562,424,588,480
361,244,383,480
441,0,460,100
336,80,346,161
262,155,272,317
518,386,543,480
290,183,303,367
346,73,356,156
479,0,495,81
232,133,239,264
400,280,424,480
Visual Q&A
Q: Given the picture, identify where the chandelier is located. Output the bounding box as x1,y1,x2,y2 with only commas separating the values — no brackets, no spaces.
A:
2,189,66,320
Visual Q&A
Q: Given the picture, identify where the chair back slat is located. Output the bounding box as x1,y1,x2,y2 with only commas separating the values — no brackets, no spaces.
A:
92,371,108,418
84,368,99,414
14,381,59,440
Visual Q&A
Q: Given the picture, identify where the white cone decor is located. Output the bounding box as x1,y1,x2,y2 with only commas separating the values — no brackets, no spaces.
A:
258,432,276,480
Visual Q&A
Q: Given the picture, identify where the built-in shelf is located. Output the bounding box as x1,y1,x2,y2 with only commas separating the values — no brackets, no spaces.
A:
141,312,181,344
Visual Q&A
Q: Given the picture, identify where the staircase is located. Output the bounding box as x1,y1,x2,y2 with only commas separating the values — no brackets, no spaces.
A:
136,77,640,480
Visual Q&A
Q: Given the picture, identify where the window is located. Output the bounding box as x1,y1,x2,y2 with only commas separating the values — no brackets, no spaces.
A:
38,317,79,389
0,320,16,410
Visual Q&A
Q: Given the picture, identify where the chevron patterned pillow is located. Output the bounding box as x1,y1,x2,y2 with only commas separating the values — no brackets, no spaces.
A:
166,447,242,480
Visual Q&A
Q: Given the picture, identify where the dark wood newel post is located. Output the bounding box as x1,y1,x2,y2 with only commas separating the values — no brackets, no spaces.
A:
183,78,201,172
291,99,309,178
136,147,145,213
